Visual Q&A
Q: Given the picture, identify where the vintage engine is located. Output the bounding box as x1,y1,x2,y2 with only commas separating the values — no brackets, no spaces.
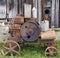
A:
9,15,40,42
2,15,57,56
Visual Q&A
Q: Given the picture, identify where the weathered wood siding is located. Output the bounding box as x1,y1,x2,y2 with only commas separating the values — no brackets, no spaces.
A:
0,0,59,28
51,0,55,27
37,0,41,25
7,0,18,18
55,0,59,27
33,0,38,18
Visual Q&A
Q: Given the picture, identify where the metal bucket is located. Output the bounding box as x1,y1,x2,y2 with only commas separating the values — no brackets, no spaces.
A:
41,20,49,31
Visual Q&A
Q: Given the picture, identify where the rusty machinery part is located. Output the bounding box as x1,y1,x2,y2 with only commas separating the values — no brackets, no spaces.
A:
20,22,40,42
8,36,23,43
9,24,21,37
14,14,24,24
1,40,20,56
45,46,58,56
28,18,38,23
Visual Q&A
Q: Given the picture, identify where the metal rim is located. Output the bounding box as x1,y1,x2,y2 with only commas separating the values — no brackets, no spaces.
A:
45,46,58,56
1,40,20,56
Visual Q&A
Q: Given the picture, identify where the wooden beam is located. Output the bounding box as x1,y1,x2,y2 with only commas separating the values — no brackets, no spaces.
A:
41,0,45,20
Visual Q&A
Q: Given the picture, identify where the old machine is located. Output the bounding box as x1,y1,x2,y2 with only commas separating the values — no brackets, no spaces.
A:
1,14,57,57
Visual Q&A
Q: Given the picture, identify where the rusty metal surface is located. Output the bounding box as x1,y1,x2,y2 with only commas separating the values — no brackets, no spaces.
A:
20,22,40,42
14,14,24,24
28,18,38,23
8,36,20,43
2,40,20,56
10,24,21,37
45,46,57,56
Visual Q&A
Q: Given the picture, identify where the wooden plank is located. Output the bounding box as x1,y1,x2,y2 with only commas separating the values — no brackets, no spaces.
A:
55,0,59,27
7,0,18,18
51,0,55,27
37,0,41,24
0,0,6,18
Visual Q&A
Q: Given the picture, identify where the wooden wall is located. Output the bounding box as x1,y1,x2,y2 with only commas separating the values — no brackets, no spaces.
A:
0,0,59,28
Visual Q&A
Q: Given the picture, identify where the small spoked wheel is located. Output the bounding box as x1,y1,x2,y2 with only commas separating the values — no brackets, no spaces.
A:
45,46,58,56
1,40,20,57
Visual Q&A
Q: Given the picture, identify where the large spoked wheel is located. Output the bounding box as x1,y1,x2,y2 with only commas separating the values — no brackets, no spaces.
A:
1,40,20,57
45,46,58,56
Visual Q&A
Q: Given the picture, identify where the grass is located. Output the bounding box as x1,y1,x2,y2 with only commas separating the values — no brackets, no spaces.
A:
0,41,60,58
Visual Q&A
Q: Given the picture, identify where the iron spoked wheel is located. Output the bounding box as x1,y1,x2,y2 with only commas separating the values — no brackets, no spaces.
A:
45,46,58,56
1,40,20,57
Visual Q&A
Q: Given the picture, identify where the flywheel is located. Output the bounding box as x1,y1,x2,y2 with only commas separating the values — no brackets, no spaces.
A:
20,22,40,42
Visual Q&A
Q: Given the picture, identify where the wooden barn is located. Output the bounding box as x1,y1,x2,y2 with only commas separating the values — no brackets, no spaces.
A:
0,0,60,42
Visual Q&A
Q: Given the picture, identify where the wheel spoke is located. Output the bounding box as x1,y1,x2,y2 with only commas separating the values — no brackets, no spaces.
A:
45,52,50,54
4,51,9,56
11,52,14,58
3,46,9,50
48,49,51,52
52,52,57,54
12,45,17,49
9,43,12,48
50,48,54,52
12,50,20,55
